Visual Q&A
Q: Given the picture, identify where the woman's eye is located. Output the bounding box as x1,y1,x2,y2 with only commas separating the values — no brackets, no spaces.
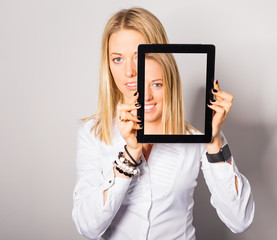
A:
152,83,163,88
113,57,123,63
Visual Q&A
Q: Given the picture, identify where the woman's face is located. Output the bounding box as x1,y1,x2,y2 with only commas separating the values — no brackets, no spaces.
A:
144,59,164,125
109,29,146,102
109,29,164,126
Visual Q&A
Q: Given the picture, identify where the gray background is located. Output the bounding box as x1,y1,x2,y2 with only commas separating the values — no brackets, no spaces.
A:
0,0,276,239
174,53,207,133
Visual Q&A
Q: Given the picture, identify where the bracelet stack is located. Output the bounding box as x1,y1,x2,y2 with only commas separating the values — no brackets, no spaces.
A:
113,145,142,177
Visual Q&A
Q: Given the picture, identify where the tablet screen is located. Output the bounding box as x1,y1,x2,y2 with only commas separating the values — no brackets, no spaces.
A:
137,44,215,143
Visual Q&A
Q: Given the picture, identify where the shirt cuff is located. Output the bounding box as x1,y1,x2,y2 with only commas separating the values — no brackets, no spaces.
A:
102,167,132,212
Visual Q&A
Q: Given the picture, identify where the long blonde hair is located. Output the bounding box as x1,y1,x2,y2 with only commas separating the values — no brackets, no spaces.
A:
82,8,195,144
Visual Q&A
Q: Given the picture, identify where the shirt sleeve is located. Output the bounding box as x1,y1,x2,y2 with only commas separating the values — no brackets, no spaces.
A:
72,122,132,240
200,132,255,233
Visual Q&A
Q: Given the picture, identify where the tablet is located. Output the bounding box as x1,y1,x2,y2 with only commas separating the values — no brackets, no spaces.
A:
137,44,215,143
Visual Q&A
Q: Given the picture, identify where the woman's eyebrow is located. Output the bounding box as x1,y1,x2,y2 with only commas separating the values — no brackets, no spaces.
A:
110,52,137,56
151,79,163,82
110,52,122,56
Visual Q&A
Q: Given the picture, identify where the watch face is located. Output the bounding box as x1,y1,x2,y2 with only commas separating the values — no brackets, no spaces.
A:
137,44,215,143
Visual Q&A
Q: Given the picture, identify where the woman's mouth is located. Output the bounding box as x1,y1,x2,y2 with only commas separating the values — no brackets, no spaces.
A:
144,104,156,113
125,82,137,91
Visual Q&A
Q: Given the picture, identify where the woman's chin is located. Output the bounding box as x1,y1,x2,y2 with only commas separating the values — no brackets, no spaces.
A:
144,116,162,129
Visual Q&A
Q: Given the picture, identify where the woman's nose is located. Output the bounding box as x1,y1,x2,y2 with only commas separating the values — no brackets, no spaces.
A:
145,85,153,102
125,59,137,78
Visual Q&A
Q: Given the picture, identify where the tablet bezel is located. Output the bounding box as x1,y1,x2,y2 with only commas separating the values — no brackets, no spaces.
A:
137,44,215,143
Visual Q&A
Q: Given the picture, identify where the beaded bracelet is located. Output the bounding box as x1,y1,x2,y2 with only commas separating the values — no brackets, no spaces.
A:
118,152,138,168
115,166,133,178
113,159,140,177
113,151,140,177
116,155,140,175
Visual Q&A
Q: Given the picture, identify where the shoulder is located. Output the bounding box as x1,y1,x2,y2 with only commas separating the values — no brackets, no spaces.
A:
77,118,100,144
77,117,123,147
186,128,203,135
80,118,96,131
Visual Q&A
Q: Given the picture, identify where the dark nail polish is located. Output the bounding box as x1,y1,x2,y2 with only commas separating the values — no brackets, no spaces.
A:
213,88,218,93
135,103,141,107
139,123,143,128
210,99,216,102
137,116,141,120
216,80,219,84
134,91,138,96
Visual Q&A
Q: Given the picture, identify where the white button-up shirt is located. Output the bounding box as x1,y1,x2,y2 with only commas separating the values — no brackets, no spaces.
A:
72,120,254,240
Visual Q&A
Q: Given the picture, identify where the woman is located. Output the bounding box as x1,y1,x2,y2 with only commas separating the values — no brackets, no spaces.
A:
72,8,254,240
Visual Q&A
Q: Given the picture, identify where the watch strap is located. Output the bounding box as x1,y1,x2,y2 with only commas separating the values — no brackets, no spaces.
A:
206,144,232,163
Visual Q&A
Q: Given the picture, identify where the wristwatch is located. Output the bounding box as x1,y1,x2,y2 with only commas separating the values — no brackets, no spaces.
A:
206,144,232,163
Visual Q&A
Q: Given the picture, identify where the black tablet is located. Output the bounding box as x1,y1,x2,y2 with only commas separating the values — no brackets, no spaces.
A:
137,44,215,143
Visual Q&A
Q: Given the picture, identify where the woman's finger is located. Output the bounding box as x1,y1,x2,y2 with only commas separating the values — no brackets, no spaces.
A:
117,102,141,113
208,103,226,119
118,111,141,123
211,80,223,101
127,91,140,106
117,102,141,123
131,91,139,102
118,119,142,131
213,79,220,91
207,103,226,137
210,99,232,114
134,122,143,130
116,92,140,112
212,89,234,102
117,92,142,149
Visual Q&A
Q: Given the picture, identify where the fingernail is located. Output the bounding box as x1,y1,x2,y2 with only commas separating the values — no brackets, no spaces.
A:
135,103,141,107
216,80,219,84
210,99,216,102
134,91,138,96
137,116,141,120
212,88,218,93
139,123,143,128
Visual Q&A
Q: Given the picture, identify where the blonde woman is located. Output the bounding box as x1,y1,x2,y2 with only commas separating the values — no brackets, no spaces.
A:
72,8,254,240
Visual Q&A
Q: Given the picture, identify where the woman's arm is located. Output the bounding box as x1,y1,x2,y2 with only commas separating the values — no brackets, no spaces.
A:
201,133,255,233
73,92,143,239
203,80,254,232
72,122,132,239
205,80,239,192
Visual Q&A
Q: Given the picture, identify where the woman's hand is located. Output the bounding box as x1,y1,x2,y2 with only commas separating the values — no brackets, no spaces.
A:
116,92,142,160
206,80,234,153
